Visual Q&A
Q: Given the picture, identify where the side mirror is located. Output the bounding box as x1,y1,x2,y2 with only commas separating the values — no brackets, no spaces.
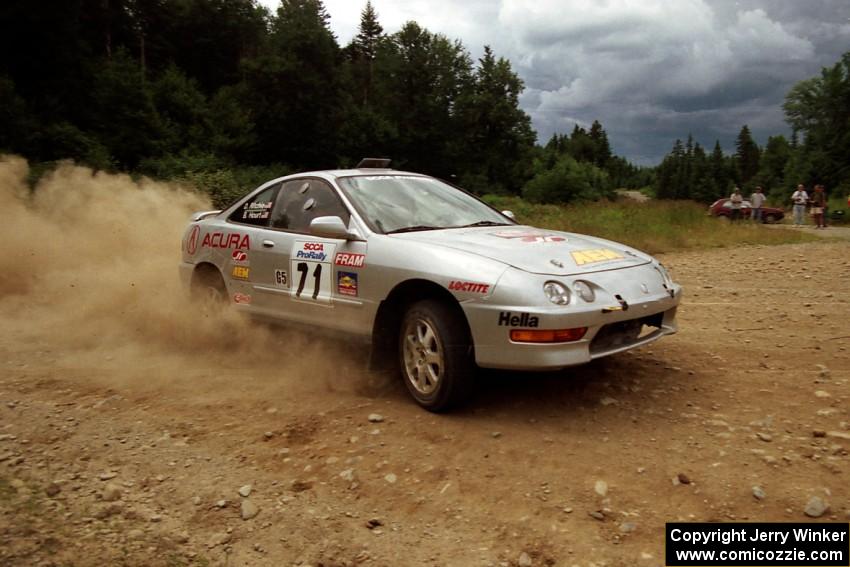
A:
309,216,359,240
501,210,516,220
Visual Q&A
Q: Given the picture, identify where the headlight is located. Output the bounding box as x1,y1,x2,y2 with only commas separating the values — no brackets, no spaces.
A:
572,280,596,302
543,281,570,305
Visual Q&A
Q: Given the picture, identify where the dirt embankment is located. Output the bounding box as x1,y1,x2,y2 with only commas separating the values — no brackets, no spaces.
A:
1,157,849,566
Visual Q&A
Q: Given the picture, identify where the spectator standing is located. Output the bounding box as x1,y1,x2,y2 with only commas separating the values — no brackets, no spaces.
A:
810,185,826,229
750,186,766,222
791,184,809,226
729,187,744,221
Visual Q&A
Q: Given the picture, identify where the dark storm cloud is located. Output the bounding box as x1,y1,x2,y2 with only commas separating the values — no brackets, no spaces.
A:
288,0,850,164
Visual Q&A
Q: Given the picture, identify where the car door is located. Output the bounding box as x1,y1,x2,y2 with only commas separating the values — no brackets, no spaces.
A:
250,178,368,331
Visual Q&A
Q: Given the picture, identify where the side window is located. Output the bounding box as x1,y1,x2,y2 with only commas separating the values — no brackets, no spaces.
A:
270,179,350,232
229,184,280,226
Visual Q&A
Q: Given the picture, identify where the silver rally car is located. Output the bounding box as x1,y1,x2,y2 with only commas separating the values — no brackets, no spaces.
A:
180,160,682,411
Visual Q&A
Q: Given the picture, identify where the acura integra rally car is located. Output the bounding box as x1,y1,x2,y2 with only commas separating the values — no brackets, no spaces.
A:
180,159,682,411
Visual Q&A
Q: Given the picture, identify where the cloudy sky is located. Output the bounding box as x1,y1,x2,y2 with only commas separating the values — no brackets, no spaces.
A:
259,0,850,165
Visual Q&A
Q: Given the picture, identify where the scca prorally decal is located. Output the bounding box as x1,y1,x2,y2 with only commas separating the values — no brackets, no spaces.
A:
571,249,624,266
498,311,539,327
448,280,490,294
337,271,358,297
294,241,328,262
335,252,366,268
186,225,200,255
233,292,252,305
202,232,250,250
491,230,566,243
231,266,250,280
231,249,248,264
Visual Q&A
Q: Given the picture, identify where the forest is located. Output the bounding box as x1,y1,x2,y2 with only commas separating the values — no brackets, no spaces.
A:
0,0,848,206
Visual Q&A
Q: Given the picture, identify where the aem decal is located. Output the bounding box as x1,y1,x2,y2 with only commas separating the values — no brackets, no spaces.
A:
571,249,624,266
335,252,366,268
498,311,539,327
337,271,358,297
448,280,490,294
233,292,252,305
491,230,566,243
274,269,288,287
231,266,250,280
202,232,250,250
186,225,200,255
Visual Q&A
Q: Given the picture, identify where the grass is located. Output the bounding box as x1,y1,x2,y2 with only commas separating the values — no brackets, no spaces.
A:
482,195,820,255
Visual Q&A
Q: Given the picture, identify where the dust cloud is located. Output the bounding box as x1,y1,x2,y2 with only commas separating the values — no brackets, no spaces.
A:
0,156,373,400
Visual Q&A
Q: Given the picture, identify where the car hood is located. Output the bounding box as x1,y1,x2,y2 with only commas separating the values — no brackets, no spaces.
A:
392,225,652,276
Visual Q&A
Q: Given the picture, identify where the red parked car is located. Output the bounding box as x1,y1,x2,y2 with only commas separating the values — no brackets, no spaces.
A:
708,199,784,223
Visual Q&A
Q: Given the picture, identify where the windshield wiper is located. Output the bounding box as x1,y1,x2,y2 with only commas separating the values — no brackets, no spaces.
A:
385,225,441,234
454,220,511,228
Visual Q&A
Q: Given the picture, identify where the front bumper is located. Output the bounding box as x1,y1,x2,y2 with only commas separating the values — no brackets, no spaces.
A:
462,264,682,370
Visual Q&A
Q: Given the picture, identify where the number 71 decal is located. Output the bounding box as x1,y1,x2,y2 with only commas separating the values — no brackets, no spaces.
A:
291,240,336,304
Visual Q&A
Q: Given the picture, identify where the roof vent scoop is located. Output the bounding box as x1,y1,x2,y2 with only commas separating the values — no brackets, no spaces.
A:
356,158,392,169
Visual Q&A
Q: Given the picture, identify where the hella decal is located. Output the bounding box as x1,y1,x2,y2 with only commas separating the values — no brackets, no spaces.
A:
233,292,252,305
448,280,490,294
337,271,358,297
571,249,624,266
335,252,366,268
202,232,250,250
186,225,200,255
498,311,539,328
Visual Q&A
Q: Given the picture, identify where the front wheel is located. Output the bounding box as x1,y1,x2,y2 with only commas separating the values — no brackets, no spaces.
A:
399,300,475,412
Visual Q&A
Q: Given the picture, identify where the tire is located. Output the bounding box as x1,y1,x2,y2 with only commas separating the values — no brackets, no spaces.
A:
398,299,475,412
764,213,777,224
717,214,730,222
191,267,227,313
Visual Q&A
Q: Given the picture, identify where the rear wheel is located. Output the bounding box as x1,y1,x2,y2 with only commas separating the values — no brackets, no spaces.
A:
399,300,475,412
764,213,777,224
191,267,227,313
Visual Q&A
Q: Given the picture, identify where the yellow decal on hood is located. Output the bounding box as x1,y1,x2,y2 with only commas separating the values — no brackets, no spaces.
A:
571,249,624,266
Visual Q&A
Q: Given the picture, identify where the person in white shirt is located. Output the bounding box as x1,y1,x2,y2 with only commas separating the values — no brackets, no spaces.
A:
750,186,766,222
791,184,809,226
729,187,744,221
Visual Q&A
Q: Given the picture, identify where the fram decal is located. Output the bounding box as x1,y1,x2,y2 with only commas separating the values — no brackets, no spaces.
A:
335,252,366,268
233,292,252,305
448,280,490,294
293,241,329,262
337,271,358,297
491,230,566,243
202,232,250,250
571,249,624,266
231,266,250,280
231,249,248,263
498,311,539,327
186,226,200,255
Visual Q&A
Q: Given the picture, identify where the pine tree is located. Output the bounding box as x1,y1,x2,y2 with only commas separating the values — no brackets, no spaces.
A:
735,125,760,187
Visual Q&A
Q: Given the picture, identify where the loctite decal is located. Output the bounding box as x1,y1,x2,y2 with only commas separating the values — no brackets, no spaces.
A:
571,249,624,266
335,252,366,268
448,280,490,294
202,232,250,250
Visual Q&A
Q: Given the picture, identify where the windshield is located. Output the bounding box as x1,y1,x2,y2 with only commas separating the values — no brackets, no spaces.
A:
336,175,513,234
